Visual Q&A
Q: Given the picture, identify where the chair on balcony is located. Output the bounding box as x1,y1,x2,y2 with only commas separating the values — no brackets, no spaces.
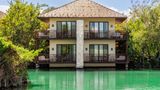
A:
38,56,49,61
38,32,44,36
38,56,49,64
116,55,126,61
38,32,48,38
112,32,123,39
38,56,45,61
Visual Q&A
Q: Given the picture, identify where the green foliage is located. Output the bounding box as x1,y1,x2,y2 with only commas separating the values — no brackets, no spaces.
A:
0,0,47,49
0,0,44,85
0,38,41,61
124,0,160,68
0,37,42,78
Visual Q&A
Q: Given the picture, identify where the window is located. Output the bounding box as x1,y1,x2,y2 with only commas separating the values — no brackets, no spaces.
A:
89,44,108,62
89,22,109,38
57,21,76,38
57,44,76,62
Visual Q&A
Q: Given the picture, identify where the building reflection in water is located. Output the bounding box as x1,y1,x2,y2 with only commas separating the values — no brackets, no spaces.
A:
27,70,117,90
47,70,116,90
82,71,116,90
27,70,118,90
9,70,160,90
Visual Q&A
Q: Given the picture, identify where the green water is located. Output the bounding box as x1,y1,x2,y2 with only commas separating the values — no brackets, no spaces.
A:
26,69,160,90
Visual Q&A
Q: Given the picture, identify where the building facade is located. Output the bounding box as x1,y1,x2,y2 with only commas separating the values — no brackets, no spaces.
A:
37,0,128,68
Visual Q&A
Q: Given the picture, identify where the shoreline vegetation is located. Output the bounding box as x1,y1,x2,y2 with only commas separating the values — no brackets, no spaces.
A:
0,37,41,88
0,0,160,89
122,0,160,69
0,0,46,88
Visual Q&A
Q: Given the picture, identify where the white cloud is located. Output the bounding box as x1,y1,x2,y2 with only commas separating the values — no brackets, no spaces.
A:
106,5,130,16
0,5,9,13
121,9,131,16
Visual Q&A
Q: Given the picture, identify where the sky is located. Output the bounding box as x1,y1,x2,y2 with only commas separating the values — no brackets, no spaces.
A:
0,0,132,15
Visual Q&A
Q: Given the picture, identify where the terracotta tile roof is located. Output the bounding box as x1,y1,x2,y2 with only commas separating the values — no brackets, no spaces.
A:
39,0,127,18
0,11,5,18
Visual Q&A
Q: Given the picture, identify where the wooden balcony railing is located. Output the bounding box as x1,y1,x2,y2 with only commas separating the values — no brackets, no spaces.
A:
84,30,127,40
36,30,76,39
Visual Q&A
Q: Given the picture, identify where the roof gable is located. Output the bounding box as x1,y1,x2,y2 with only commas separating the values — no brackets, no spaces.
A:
40,0,127,18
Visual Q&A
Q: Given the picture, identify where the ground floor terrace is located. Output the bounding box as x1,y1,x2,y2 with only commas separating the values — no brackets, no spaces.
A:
36,39,128,69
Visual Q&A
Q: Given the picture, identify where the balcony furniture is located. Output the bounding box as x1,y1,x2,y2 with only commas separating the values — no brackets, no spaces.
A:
38,56,49,64
112,33,121,38
117,55,126,61
39,32,47,37
38,56,49,61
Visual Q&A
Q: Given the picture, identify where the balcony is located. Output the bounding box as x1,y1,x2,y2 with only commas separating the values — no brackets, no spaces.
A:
50,54,76,63
37,54,49,64
84,54,127,63
37,30,127,40
84,54,109,63
116,53,128,63
37,53,127,64
38,54,76,64
37,30,76,39
84,30,127,40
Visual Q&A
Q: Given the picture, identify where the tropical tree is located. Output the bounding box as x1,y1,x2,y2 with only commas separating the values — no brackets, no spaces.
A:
122,0,160,68
0,0,45,87
0,0,47,49
0,37,42,87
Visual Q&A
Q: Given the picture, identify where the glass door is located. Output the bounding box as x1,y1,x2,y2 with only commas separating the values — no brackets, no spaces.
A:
57,21,76,38
103,22,109,38
89,44,108,62
57,44,76,62
89,22,109,38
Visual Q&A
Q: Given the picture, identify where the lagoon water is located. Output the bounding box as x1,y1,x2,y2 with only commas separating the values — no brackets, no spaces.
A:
26,69,160,90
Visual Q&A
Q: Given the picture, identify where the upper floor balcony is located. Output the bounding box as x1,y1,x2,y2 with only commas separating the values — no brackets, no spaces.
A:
36,30,76,39
84,30,127,40
36,30,127,40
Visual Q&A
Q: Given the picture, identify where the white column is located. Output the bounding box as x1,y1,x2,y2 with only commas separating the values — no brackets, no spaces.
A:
76,20,84,68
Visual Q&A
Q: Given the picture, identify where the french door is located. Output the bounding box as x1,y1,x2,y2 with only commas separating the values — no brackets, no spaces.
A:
57,21,76,38
89,44,108,62
57,44,76,62
89,22,109,38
